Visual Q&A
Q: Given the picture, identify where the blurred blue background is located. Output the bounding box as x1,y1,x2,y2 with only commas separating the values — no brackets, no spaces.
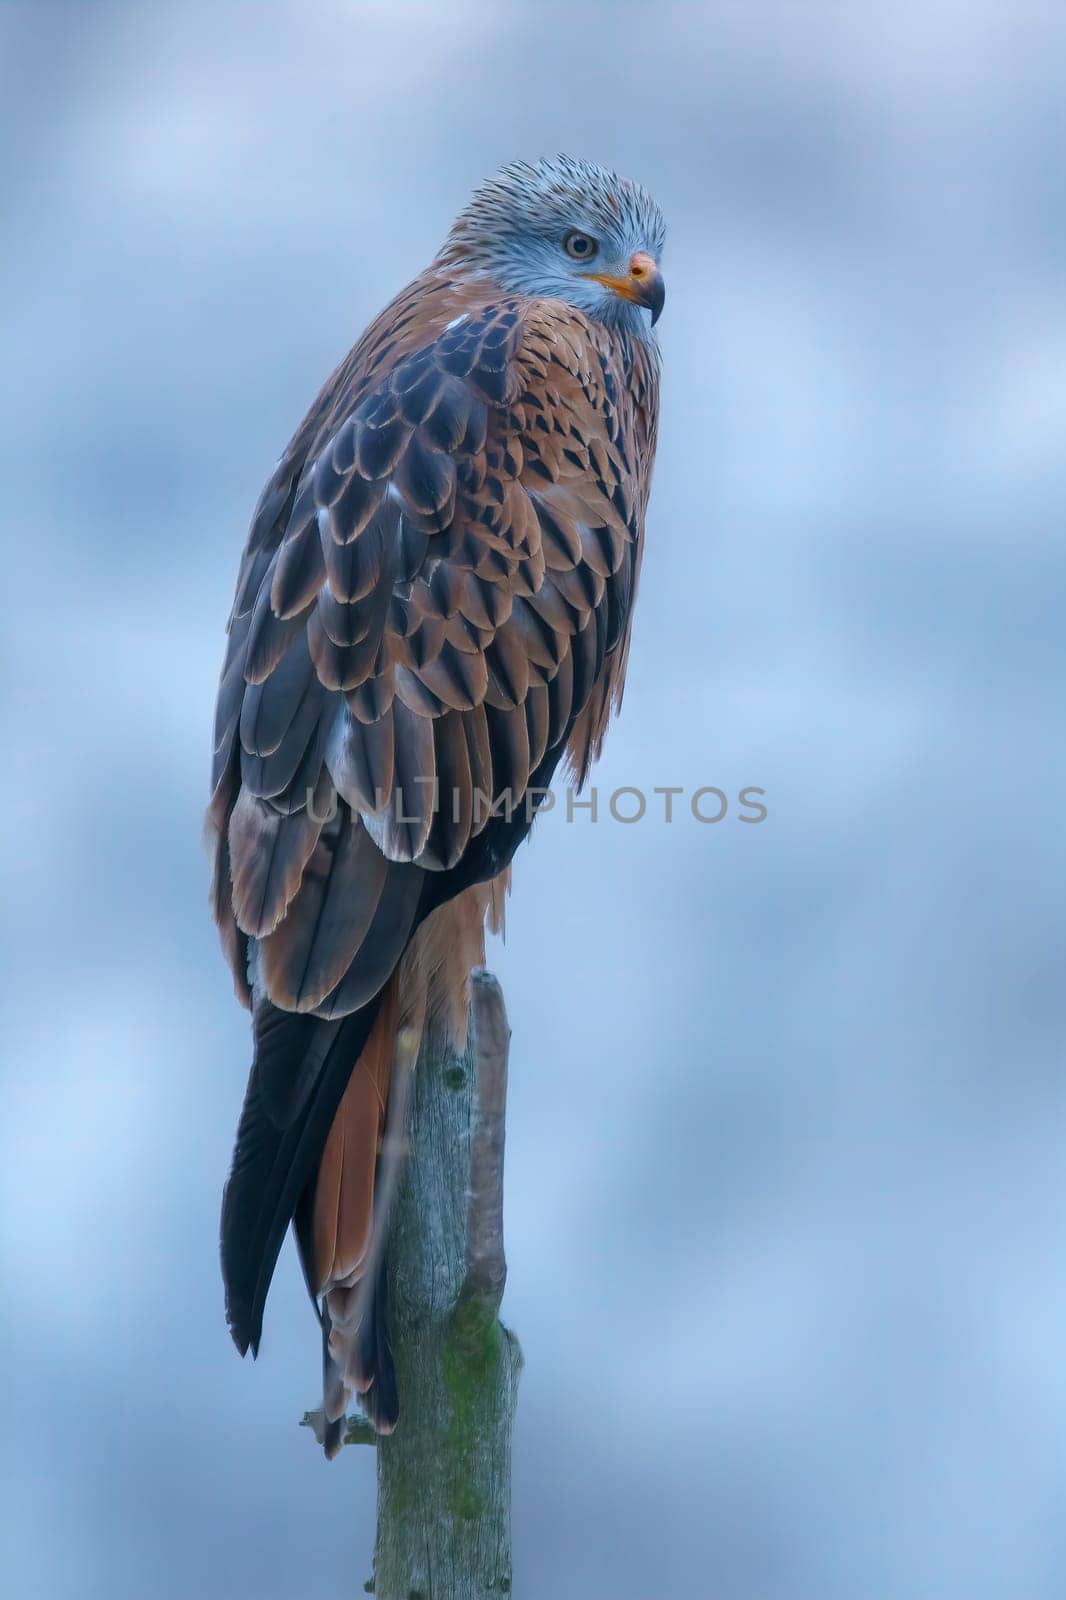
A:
2,3,1064,1595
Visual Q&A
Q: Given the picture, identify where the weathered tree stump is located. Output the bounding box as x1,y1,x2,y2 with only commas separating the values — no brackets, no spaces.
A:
310,970,522,1599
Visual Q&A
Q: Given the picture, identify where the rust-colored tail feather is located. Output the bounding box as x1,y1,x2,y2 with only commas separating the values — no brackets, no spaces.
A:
301,979,403,1441
311,980,397,1292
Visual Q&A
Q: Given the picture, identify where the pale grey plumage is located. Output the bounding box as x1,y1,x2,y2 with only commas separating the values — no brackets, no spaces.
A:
437,154,666,336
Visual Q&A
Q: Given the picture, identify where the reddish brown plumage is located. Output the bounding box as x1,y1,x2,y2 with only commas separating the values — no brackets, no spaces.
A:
314,975,396,1294
210,254,660,1438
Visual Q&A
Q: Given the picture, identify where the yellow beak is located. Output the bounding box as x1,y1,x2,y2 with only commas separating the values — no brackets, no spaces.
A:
582,251,665,325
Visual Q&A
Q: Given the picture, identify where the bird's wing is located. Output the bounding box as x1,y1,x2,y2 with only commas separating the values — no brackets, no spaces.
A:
211,276,659,1372
207,275,660,1021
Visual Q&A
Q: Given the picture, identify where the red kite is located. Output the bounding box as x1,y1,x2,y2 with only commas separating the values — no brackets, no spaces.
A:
207,156,664,1452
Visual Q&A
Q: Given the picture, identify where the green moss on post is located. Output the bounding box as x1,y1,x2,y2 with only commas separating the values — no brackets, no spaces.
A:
369,973,522,1600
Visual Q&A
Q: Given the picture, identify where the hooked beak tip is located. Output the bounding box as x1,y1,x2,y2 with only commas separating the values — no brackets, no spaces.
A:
582,255,665,326
626,253,665,326
637,261,666,326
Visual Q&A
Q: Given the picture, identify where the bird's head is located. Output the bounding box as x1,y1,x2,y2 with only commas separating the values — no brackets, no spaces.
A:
437,155,666,337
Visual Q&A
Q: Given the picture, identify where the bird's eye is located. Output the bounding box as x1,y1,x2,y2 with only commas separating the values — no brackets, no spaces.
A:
563,231,598,261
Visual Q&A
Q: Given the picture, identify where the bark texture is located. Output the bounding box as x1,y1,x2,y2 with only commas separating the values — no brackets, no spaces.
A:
330,970,521,1598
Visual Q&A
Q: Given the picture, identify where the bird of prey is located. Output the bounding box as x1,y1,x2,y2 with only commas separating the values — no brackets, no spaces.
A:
207,155,665,1452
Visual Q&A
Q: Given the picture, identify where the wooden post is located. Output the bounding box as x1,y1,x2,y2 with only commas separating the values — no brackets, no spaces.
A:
311,971,522,1598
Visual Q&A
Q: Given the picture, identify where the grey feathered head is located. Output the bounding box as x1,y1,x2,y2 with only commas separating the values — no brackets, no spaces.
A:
437,155,666,335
